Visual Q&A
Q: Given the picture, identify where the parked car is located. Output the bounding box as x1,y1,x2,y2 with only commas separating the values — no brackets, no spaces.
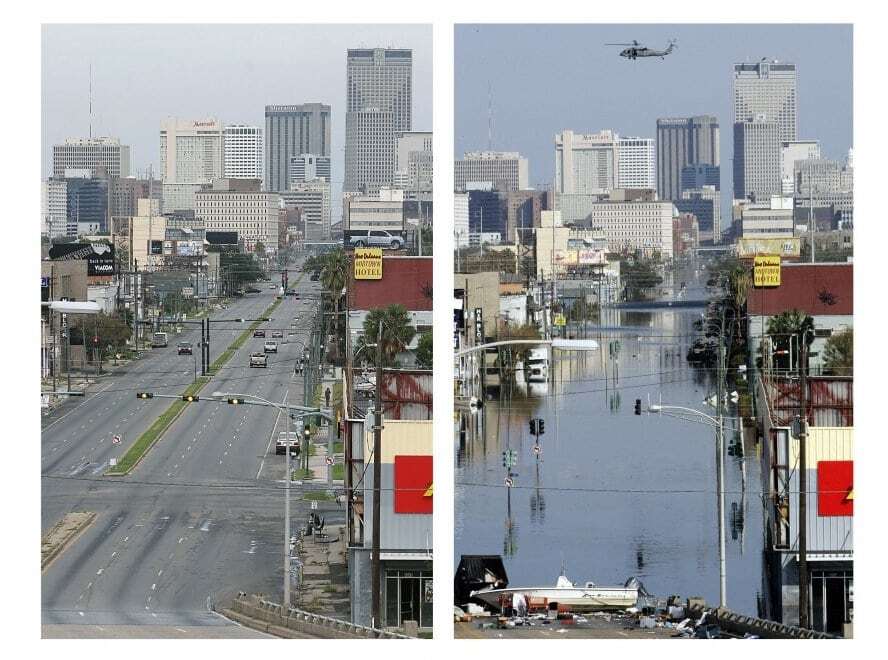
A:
264,341,278,353
177,342,193,355
253,329,266,338
269,284,277,290
249,352,268,368
349,229,404,250
275,431,301,456
310,272,320,281
272,330,283,338
285,289,297,296
245,286,261,294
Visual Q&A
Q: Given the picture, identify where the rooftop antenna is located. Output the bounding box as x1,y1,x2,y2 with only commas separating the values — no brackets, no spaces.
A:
89,63,93,139
487,82,493,151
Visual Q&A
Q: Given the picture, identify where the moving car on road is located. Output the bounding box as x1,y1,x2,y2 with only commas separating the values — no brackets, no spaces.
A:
272,330,283,338
152,332,168,348
249,352,268,368
276,431,301,456
264,341,278,353
177,342,193,355
253,329,266,338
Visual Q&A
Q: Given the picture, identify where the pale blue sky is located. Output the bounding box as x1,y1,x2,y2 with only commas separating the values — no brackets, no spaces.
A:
455,24,853,194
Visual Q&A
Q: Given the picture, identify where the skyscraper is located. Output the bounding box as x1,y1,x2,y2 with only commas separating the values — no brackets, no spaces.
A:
454,151,528,192
264,104,331,192
344,48,412,193
733,59,798,142
52,137,131,179
733,118,781,201
555,130,619,194
223,125,263,180
289,154,332,185
617,137,656,190
159,118,223,184
656,116,720,201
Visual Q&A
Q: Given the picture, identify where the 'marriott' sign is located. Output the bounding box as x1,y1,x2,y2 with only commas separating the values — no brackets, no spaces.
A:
753,255,781,287
354,248,383,280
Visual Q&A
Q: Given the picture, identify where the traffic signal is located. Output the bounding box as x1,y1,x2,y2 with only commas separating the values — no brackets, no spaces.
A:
182,395,199,402
228,397,243,405
634,399,642,415
136,392,153,399
538,419,545,435
502,451,509,467
529,419,537,435
93,336,99,345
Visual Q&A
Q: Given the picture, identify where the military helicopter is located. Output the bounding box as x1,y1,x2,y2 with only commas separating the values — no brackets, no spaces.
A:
606,39,677,60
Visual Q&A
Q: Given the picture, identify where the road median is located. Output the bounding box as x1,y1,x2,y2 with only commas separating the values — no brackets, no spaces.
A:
106,295,285,476
42,511,96,571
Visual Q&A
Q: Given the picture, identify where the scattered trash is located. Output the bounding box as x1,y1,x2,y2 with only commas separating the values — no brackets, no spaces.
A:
639,616,657,629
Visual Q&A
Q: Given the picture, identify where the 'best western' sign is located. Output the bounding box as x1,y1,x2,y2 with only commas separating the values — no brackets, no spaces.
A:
753,255,780,287
354,248,383,280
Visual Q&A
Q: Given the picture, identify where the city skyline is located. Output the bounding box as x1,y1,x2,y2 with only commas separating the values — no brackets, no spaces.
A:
455,24,852,196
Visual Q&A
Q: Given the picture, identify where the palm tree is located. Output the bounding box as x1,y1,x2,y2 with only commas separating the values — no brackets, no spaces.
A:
766,309,814,371
318,248,349,362
358,305,416,368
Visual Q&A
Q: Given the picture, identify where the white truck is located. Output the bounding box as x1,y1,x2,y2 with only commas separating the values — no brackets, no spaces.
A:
249,352,268,368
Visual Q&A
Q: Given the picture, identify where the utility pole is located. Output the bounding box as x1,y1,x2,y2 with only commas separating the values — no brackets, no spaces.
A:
716,307,727,608
798,334,810,628
283,395,292,607
371,319,383,627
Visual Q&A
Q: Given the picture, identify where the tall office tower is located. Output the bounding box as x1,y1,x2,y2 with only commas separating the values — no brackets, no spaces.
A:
52,137,131,179
454,151,528,192
676,186,722,243
42,178,69,238
555,130,619,194
289,153,332,185
344,48,412,193
617,137,656,190
159,118,223,184
265,104,331,192
733,117,781,201
395,131,433,193
656,116,720,201
681,164,721,192
223,125,263,180
734,59,798,142
282,181,332,240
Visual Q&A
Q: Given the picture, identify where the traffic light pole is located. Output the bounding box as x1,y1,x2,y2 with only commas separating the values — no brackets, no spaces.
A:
371,320,383,628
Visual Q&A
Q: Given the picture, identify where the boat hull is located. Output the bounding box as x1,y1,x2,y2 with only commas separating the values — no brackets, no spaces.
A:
470,586,637,612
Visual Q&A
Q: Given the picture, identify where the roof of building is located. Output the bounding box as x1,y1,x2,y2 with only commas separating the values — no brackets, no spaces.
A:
747,262,852,316
349,256,433,311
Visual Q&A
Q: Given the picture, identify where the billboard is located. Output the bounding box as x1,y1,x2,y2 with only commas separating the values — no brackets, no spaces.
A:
206,231,239,245
354,247,383,280
738,237,800,258
48,242,115,276
578,248,607,265
553,249,578,266
176,240,203,256
753,255,781,287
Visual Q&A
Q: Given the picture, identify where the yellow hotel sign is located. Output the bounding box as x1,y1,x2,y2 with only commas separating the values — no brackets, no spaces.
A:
354,247,383,280
753,255,781,287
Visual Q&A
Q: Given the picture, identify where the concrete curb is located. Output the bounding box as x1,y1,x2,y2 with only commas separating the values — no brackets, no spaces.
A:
42,512,96,571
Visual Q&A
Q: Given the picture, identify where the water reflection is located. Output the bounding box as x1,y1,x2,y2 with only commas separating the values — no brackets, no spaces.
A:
454,263,765,615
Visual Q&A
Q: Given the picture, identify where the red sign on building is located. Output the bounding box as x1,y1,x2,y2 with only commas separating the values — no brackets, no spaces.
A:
393,455,433,514
817,460,853,517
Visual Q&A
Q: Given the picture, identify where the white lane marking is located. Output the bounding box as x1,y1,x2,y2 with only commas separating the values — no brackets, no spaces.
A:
158,570,163,576
151,583,156,590
176,628,188,633
96,569,103,575
178,537,184,543
152,613,158,618
87,582,93,589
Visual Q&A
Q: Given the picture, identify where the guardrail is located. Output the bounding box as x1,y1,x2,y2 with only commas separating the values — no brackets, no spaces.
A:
686,605,836,639
225,592,413,639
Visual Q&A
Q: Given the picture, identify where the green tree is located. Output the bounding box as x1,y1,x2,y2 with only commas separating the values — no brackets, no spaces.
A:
415,331,433,369
319,248,349,363
220,251,264,291
766,309,815,371
822,328,853,376
357,305,416,368
420,224,433,256
622,252,663,301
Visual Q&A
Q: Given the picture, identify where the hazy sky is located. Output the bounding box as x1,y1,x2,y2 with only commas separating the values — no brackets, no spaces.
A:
455,24,853,195
42,24,433,220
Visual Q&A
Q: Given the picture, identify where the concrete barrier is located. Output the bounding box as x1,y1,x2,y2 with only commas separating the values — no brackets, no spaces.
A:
687,605,836,639
224,592,414,639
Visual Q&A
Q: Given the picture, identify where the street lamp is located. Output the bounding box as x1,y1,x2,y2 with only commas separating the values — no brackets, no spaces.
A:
646,400,727,608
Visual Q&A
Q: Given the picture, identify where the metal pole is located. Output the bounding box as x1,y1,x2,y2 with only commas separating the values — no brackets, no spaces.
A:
371,319,383,627
284,396,292,607
798,336,810,628
717,309,727,608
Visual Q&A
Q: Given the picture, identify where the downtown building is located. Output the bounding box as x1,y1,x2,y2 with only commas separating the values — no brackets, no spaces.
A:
395,131,433,196
265,103,331,192
454,151,528,192
344,48,412,194
195,178,281,253
617,136,656,190
223,124,263,180
555,130,619,194
583,191,676,259
281,180,332,241
160,118,223,213
656,115,720,202
733,117,782,202
42,178,69,238
289,153,331,185
52,137,131,179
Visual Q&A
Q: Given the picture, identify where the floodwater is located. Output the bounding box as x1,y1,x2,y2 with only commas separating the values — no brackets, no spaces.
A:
455,261,765,616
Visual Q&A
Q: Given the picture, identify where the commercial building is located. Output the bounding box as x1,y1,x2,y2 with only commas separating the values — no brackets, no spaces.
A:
344,187,405,233
454,151,528,192
162,182,208,214
42,178,68,239
583,193,676,259
734,117,782,201
617,136,656,190
265,103,332,192
782,140,821,190
681,164,720,192
673,213,700,258
195,179,280,252
288,153,331,185
395,131,433,194
281,180,331,241
454,192,469,248
734,59,798,142
675,185,722,243
656,115,720,201
110,177,163,224
467,189,508,239
129,198,167,271
534,211,606,280
741,196,794,238
52,137,131,179
345,48,413,193
159,118,223,184
555,130,619,195
64,171,110,234
223,124,263,180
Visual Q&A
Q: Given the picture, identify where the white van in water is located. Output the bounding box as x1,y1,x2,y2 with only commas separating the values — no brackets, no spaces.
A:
525,347,549,383
152,332,168,348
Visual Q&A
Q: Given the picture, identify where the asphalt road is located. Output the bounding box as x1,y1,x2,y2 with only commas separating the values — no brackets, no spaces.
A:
42,256,343,637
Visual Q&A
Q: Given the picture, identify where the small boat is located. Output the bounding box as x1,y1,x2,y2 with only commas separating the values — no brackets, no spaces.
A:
469,569,640,613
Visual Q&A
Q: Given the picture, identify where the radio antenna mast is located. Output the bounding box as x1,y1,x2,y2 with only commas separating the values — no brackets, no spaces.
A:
89,63,93,139
487,82,493,151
